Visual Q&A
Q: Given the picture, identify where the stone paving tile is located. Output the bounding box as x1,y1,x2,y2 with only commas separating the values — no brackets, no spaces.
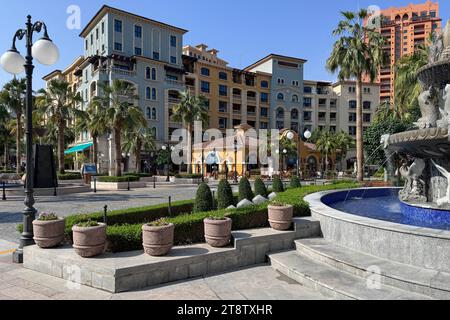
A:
0,287,51,300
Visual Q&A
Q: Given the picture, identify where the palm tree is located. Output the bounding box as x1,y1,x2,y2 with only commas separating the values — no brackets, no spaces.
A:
122,126,155,173
35,79,83,174
75,101,108,168
327,9,385,181
93,79,146,177
316,130,338,174
334,131,355,171
0,78,26,173
0,104,11,169
172,91,209,174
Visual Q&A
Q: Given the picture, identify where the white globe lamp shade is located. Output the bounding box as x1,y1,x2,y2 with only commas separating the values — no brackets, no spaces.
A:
283,149,288,154
304,130,312,140
286,131,295,140
275,150,280,154
1,50,25,75
162,146,167,151
32,38,59,66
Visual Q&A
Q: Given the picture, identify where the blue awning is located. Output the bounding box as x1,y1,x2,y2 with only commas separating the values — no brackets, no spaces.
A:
64,142,93,155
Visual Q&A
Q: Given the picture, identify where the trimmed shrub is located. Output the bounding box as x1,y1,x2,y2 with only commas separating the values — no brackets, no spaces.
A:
272,175,285,193
217,179,234,209
254,178,268,198
290,176,302,189
97,176,140,183
124,173,152,178
194,183,213,213
238,177,254,201
57,172,82,180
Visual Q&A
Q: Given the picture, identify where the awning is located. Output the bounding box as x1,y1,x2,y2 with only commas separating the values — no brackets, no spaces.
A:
64,142,93,155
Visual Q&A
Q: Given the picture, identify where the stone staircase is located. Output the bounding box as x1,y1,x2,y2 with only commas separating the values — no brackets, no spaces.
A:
269,238,450,300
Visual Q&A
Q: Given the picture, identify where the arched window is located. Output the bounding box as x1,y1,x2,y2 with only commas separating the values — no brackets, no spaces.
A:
219,72,227,80
151,127,157,139
146,87,151,100
277,93,284,101
146,67,151,79
201,67,210,76
146,107,151,119
292,94,299,102
152,107,157,120
291,109,299,120
151,68,157,80
276,107,284,119
152,88,157,100
261,80,269,88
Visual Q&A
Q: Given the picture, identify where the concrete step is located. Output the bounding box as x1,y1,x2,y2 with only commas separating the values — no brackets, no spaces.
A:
295,238,450,300
269,251,432,300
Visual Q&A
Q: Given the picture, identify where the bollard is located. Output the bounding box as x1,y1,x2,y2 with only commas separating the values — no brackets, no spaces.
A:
127,177,131,191
53,185,57,197
153,176,156,189
212,191,216,209
168,196,172,216
103,205,108,225
94,177,97,193
2,181,6,201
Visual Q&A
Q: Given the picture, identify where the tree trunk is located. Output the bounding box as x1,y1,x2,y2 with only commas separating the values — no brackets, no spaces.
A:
16,114,21,174
187,123,193,174
58,122,66,174
113,127,122,177
356,78,364,182
92,135,98,168
3,140,8,169
135,139,142,173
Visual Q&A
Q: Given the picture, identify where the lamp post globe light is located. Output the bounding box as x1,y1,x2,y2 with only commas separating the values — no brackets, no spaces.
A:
0,16,59,263
284,129,312,178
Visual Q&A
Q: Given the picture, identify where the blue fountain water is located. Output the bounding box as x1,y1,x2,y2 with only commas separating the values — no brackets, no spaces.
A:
324,188,450,231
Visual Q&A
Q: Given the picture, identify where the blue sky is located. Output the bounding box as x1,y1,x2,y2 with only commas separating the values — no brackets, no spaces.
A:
0,0,448,89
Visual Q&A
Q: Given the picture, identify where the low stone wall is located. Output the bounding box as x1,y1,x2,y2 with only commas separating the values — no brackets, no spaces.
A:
306,189,450,273
90,181,147,191
23,218,320,293
6,185,91,196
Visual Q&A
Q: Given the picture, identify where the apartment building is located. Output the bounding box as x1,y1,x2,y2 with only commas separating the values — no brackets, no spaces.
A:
366,0,441,104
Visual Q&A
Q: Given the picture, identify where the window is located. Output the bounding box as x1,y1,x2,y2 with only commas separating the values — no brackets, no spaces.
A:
261,81,269,88
146,107,151,119
146,67,151,79
260,122,268,129
146,87,151,100
276,121,285,130
114,42,122,51
85,40,88,50
291,109,299,120
276,108,284,119
319,99,327,106
201,81,210,93
363,101,371,110
219,72,227,80
152,88,157,100
261,92,268,103
247,106,256,115
292,95,299,103
219,101,227,113
349,126,357,136
304,111,312,121
348,86,356,93
90,34,93,45
96,28,99,40
219,118,228,129
349,100,357,109
101,22,105,34
151,68,157,81
201,68,210,76
304,86,312,93
219,85,228,96
319,112,326,121
260,107,268,118
170,35,177,47
233,104,241,113
170,56,177,64
135,25,142,38
277,78,285,85
114,20,122,33
153,52,160,60
135,47,142,56
330,113,337,121
363,113,372,123
151,127,157,139
304,97,312,107
349,112,357,122
277,93,284,101
330,99,337,108
292,80,299,86
152,108,157,120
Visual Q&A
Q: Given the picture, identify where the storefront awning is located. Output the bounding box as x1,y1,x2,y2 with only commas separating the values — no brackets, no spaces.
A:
64,142,93,155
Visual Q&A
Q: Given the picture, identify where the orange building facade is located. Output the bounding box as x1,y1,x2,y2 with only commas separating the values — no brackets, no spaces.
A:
366,0,441,104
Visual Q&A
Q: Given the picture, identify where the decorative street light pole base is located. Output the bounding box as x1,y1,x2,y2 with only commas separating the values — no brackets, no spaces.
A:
12,250,23,264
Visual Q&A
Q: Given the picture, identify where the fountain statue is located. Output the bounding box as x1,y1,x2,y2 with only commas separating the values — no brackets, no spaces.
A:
385,20,450,210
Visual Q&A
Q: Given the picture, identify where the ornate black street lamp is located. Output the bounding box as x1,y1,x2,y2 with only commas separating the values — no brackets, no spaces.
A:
233,138,238,183
1,16,59,263
161,143,174,182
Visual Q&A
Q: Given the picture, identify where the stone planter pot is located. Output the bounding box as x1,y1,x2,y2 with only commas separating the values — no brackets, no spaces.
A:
204,217,232,247
32,218,65,248
268,205,294,231
142,223,175,256
72,223,107,258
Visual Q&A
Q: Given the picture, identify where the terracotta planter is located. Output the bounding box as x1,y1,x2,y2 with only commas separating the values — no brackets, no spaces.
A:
204,217,232,247
142,223,175,256
268,205,294,231
33,218,65,248
72,223,107,258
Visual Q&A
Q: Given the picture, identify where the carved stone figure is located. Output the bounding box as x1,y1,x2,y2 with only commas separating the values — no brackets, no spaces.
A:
398,159,427,202
437,84,450,128
429,31,444,64
414,87,440,129
431,160,450,207
380,134,390,149
441,21,450,60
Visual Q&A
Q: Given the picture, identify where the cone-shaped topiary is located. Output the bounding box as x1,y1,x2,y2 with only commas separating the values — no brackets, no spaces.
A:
194,183,213,213
217,179,234,209
254,178,268,198
272,175,285,193
290,176,302,189
238,177,254,201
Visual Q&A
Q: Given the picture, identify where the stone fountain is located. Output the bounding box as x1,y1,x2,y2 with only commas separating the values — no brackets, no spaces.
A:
385,21,450,211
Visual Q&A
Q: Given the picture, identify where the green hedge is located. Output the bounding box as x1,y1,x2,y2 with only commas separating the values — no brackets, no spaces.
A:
105,182,359,252
97,176,140,183
175,174,203,179
58,172,82,180
124,173,152,178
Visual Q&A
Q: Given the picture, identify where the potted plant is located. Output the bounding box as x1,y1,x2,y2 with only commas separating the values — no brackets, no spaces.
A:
32,212,65,248
142,218,175,256
268,201,294,231
72,221,107,258
204,216,232,247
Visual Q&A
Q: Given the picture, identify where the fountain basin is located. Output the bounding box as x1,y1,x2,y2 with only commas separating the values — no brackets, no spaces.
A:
306,188,450,272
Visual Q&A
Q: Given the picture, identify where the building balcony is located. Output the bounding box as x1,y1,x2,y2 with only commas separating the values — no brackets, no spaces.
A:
110,67,136,77
233,94,242,101
166,78,184,86
247,96,257,102
168,98,181,105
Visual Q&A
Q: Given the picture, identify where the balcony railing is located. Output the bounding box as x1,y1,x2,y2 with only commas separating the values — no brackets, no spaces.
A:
166,78,184,86
168,98,181,105
247,96,257,102
233,94,242,101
